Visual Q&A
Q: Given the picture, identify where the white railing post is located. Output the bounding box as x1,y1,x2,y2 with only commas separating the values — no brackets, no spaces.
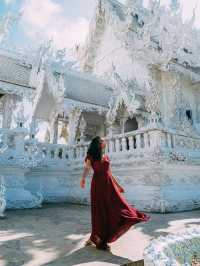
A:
79,145,82,159
121,136,127,152
128,135,134,150
144,132,149,149
166,133,171,148
115,137,120,152
136,134,141,150
105,141,109,153
109,138,114,153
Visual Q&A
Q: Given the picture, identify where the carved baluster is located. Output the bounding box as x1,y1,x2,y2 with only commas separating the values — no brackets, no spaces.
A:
105,140,109,153
109,138,114,153
75,146,78,159
148,131,160,149
79,145,84,159
63,147,66,159
78,146,82,159
128,135,134,150
144,133,149,149
121,136,127,152
63,147,68,160
47,146,51,160
55,147,59,159
171,134,175,148
136,134,141,149
75,147,78,159
141,134,145,148
68,147,73,160
115,137,120,153
166,133,171,148
59,148,63,159
85,145,88,156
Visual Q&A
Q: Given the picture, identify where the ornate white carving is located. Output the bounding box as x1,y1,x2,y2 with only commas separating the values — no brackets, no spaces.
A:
144,227,200,266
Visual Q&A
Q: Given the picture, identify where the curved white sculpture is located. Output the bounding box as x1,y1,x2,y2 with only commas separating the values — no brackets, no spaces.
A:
144,228,200,266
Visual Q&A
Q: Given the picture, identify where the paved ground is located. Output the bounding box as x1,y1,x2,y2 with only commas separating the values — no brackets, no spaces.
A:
0,203,200,266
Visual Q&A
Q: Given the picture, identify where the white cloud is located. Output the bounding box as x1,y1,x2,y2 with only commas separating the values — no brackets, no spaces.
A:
20,0,89,49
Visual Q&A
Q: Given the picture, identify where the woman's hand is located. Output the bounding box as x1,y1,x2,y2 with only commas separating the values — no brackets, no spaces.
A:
80,178,86,189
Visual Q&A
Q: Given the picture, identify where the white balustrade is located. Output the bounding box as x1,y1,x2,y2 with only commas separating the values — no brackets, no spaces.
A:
1,127,200,165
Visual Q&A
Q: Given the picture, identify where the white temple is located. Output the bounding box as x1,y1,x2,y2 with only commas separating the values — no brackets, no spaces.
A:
0,0,200,213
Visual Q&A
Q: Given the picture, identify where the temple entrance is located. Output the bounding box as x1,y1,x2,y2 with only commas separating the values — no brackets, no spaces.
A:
124,117,138,132
124,117,138,150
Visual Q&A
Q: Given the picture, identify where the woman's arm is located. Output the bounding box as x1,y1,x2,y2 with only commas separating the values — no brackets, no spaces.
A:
80,159,92,188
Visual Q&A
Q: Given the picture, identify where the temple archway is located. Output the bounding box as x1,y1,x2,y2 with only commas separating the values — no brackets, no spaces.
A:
124,117,138,132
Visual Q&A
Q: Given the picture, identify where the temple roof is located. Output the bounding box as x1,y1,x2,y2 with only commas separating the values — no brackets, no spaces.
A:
0,52,32,88
64,69,113,107
81,0,200,78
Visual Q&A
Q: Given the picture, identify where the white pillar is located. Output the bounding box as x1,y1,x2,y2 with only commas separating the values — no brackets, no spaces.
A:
52,119,59,144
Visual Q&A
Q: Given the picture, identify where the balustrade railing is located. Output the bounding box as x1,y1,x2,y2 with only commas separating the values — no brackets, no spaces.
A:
1,127,200,165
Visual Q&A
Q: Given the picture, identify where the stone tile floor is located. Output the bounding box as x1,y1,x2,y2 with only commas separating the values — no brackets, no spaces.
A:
0,203,200,266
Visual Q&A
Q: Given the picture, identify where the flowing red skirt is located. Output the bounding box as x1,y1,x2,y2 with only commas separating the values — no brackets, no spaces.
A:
89,172,150,245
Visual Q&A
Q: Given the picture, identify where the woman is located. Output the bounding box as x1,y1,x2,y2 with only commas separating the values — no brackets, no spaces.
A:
80,136,150,251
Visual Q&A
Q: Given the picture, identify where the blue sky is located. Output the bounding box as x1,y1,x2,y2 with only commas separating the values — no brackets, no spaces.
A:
0,0,200,51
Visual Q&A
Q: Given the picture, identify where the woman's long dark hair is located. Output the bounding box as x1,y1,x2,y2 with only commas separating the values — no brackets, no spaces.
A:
87,136,103,161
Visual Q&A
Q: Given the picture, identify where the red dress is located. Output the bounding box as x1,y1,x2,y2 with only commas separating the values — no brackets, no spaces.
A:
85,154,150,245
